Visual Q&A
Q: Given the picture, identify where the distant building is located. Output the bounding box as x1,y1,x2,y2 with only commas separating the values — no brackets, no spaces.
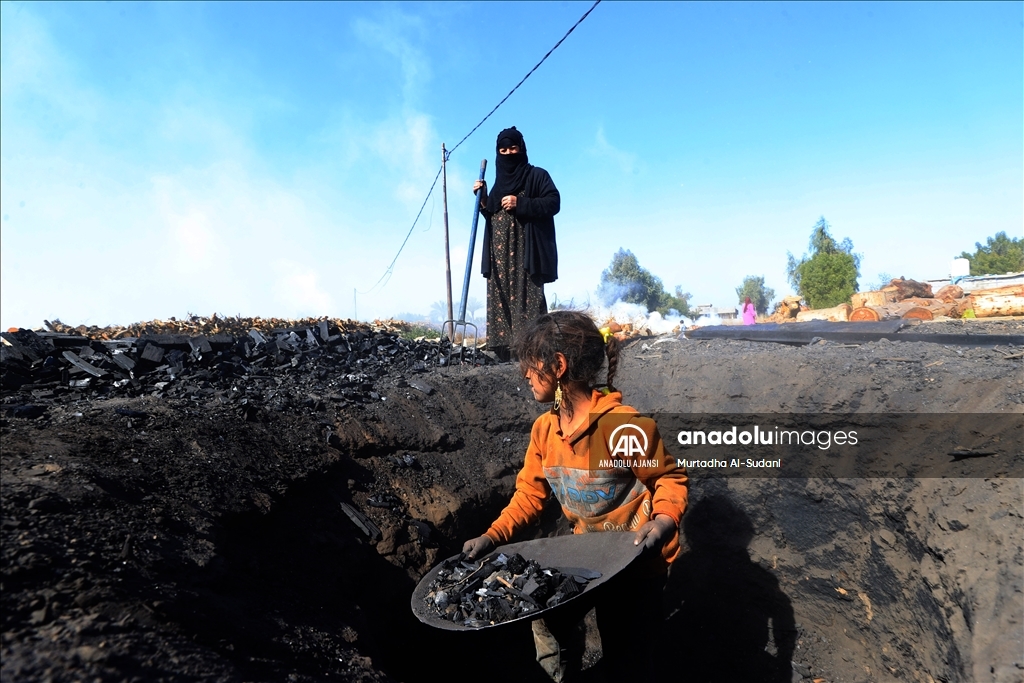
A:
925,258,1024,294
694,304,738,320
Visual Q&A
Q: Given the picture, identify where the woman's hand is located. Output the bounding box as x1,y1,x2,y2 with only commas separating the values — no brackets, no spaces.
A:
634,514,677,552
473,180,486,194
462,534,495,560
501,195,517,211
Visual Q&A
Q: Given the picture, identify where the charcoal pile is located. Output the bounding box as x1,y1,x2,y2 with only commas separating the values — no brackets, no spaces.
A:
1,317,493,416
423,552,594,628
39,314,406,340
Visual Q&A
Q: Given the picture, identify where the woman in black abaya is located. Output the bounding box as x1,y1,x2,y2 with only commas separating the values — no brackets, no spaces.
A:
473,127,561,361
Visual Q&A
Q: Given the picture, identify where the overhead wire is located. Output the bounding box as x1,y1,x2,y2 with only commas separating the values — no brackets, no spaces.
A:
360,0,601,295
446,0,601,158
360,165,443,293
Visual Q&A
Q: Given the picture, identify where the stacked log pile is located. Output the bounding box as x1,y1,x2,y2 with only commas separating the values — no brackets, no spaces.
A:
848,278,1023,321
773,278,1024,324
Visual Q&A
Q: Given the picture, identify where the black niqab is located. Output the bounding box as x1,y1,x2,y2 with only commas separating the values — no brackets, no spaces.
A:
487,127,532,214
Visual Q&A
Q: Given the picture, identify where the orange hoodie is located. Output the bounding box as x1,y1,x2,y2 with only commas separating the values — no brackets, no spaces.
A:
485,389,688,566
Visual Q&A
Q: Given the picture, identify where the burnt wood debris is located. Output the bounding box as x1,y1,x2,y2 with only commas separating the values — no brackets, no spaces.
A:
1,317,493,421
423,552,595,628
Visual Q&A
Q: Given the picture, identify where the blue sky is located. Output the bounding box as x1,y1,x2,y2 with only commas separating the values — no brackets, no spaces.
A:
2,1,1021,329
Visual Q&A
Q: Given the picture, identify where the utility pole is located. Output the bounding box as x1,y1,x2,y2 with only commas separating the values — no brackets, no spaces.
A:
442,143,454,341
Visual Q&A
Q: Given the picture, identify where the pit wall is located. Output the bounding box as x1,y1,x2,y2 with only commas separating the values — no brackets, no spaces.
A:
674,477,1023,683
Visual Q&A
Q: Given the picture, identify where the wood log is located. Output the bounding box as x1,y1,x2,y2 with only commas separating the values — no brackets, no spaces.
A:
969,284,1024,298
933,285,964,302
796,303,852,322
604,321,623,333
900,307,933,321
850,306,881,322
897,298,956,317
850,302,924,322
951,299,974,318
881,278,933,301
925,302,955,317
770,296,802,322
851,290,895,308
780,297,802,315
888,301,928,318
966,285,1024,318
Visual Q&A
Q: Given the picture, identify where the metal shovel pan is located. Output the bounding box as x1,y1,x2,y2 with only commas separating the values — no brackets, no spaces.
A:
411,532,643,631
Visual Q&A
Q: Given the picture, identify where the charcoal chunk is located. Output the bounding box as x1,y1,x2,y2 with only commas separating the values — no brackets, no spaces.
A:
110,353,136,372
339,502,382,541
1,329,54,362
505,553,528,575
188,336,213,355
407,379,435,395
62,351,107,378
546,575,584,607
139,344,165,364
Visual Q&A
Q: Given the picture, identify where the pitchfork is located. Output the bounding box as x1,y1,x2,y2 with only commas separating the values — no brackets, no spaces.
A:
441,159,487,366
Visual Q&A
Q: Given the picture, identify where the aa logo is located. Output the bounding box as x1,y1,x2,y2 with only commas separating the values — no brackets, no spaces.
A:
608,423,649,459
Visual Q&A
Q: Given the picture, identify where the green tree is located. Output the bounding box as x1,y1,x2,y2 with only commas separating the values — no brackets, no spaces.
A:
959,232,1024,275
662,286,693,317
597,249,691,316
597,249,664,311
786,217,861,309
735,276,775,315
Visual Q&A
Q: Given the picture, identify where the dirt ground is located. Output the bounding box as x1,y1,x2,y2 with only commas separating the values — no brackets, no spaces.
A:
2,319,1022,683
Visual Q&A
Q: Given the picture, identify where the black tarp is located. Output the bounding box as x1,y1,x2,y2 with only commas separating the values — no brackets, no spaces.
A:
683,321,1022,347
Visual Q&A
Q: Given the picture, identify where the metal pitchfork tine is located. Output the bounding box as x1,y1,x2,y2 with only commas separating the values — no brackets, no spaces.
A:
441,159,487,368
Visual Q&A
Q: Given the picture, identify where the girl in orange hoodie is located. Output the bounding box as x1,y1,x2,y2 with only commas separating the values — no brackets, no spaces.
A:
463,310,688,681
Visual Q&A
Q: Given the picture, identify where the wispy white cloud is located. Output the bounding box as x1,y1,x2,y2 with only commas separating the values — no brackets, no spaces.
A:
352,10,431,104
346,10,447,213
366,111,442,208
591,126,639,174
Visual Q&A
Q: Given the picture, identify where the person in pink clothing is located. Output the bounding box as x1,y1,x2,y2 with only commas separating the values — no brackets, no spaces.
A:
742,296,757,325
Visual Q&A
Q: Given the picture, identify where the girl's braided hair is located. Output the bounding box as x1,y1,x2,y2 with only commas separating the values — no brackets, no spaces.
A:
513,311,620,409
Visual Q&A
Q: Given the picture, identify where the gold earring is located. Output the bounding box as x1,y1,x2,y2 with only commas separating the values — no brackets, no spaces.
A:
553,380,563,411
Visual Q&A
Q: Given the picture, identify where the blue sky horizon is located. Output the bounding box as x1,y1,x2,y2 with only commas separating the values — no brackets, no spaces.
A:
2,1,1021,329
